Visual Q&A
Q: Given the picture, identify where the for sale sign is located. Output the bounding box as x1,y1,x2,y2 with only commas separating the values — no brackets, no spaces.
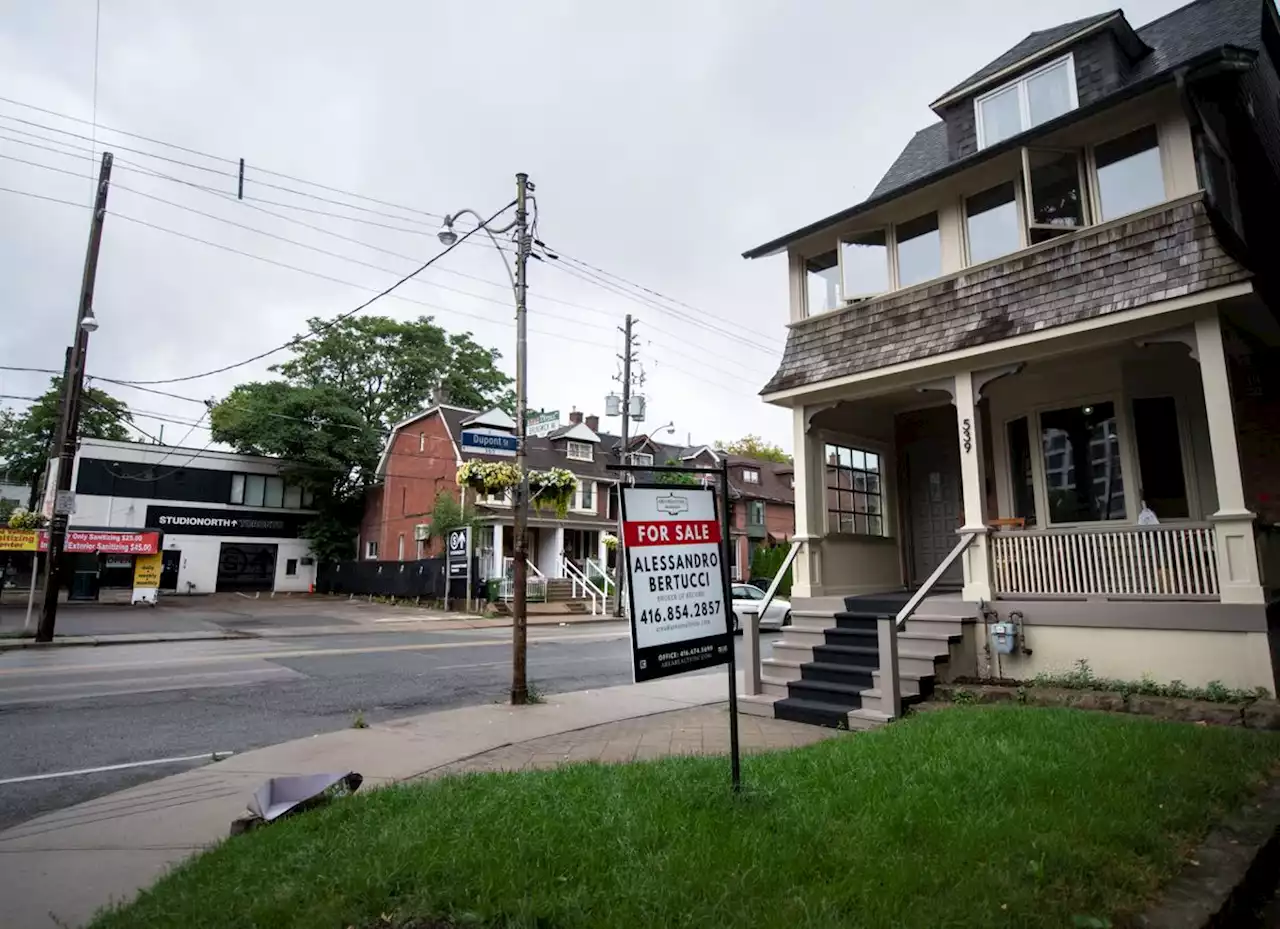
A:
621,486,731,682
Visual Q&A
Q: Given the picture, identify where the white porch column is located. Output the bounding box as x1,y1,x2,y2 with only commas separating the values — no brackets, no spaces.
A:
1194,313,1263,604
953,371,992,602
791,404,825,598
491,522,505,579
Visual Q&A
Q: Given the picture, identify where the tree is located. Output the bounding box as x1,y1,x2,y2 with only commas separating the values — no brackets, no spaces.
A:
714,434,791,464
657,457,698,485
274,315,514,431
210,382,382,563
422,490,474,549
0,378,132,506
211,315,513,563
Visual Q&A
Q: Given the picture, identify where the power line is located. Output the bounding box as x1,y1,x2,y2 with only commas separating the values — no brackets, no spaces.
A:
0,99,448,223
109,198,518,385
0,184,89,210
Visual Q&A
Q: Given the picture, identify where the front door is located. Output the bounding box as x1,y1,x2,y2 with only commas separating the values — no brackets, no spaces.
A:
899,407,963,587
160,550,181,590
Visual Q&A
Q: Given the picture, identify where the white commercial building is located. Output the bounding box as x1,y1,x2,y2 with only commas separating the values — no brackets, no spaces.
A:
70,438,318,595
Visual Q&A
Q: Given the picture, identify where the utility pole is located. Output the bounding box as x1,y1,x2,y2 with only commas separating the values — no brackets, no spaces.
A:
36,151,111,643
510,172,532,705
613,314,635,617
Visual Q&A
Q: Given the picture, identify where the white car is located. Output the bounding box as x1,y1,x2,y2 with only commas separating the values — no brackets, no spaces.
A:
730,583,791,632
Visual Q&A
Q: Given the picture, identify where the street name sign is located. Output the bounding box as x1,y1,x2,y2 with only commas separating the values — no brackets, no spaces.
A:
526,410,560,438
459,429,517,457
620,486,731,682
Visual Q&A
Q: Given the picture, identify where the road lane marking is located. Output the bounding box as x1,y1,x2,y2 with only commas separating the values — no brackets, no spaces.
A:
0,630,630,679
0,752,234,786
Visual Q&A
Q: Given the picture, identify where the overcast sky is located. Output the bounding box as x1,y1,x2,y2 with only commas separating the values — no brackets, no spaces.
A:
0,0,1184,455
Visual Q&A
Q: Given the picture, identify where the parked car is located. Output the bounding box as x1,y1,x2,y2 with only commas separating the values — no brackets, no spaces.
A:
730,583,790,633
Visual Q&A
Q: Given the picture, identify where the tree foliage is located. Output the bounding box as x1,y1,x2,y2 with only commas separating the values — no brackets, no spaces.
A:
714,434,791,464
211,315,513,563
656,457,698,485
424,490,474,547
0,378,132,506
274,315,514,430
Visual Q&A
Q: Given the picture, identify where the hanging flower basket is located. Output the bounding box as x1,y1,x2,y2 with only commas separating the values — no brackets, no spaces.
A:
6,507,44,530
601,532,619,551
528,467,578,519
457,460,521,495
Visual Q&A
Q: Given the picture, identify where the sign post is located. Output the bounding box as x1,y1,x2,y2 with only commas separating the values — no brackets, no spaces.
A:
619,460,740,790
446,527,470,611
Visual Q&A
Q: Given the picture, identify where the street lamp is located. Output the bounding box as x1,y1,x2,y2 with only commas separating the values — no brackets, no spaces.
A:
441,175,534,705
80,307,99,333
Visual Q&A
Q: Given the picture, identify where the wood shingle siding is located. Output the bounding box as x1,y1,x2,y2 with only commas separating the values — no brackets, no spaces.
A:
763,197,1251,395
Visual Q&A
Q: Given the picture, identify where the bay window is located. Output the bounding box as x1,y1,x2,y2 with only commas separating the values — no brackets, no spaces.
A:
976,54,1078,149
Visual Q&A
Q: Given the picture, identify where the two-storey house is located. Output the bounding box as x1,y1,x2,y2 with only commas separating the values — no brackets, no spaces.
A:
724,456,796,582
742,0,1280,727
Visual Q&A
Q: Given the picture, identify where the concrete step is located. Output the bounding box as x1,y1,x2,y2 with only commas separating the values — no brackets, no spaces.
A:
738,693,777,717
846,708,895,731
787,677,870,706
771,641,816,665
774,696,854,728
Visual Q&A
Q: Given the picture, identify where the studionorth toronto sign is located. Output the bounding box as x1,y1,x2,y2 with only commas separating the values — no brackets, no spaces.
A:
620,486,731,683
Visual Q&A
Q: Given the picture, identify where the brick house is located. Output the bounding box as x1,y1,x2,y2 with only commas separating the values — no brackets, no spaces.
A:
360,406,618,583
723,455,796,583
739,0,1280,727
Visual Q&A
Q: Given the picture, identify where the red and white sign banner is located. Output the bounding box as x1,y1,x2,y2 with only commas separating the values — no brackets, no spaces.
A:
620,486,730,683
60,530,160,555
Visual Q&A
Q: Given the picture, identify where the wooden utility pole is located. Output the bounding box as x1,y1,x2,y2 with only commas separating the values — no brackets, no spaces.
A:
36,151,112,642
510,172,532,705
613,314,634,617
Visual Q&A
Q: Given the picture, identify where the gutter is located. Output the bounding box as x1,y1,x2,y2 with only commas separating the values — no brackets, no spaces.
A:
743,45,1253,260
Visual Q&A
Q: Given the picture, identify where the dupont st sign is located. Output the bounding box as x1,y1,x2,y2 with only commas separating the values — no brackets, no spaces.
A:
459,429,517,457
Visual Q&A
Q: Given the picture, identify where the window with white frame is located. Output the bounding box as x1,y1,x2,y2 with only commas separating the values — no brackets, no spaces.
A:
975,54,1078,149
1038,401,1125,523
805,250,841,315
965,182,1021,264
894,212,942,288
630,452,654,466
365,540,379,560
839,230,888,300
566,440,593,462
574,481,596,512
824,443,884,536
742,468,760,484
1094,126,1165,221
479,490,511,506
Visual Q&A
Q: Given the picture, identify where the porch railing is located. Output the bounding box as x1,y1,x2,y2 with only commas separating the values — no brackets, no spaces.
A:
742,538,802,698
560,556,609,615
990,524,1219,598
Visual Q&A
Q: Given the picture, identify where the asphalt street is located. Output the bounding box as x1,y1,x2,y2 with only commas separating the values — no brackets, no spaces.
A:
0,602,777,832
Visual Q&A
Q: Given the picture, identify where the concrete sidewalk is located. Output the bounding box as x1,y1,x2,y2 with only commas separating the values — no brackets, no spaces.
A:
0,672,833,929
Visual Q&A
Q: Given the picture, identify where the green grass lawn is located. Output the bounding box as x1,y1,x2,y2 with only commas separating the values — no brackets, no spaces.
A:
91,707,1280,929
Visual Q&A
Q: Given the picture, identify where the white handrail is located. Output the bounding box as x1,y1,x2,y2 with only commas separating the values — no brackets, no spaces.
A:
742,539,802,697
559,556,606,615
895,531,977,629
586,557,615,595
503,555,545,580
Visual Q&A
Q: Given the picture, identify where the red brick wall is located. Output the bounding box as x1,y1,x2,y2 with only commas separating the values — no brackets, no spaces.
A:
361,413,460,560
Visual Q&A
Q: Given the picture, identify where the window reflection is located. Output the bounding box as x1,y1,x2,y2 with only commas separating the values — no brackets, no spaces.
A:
1027,149,1085,243
1096,126,1165,221
805,250,840,315
1040,402,1124,523
895,213,940,288
841,230,888,299
966,182,1020,264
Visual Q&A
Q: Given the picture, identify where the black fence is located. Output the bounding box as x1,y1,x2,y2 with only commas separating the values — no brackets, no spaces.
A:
316,556,483,601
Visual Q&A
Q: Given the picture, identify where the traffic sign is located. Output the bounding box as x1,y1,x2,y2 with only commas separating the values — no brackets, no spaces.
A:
446,527,470,578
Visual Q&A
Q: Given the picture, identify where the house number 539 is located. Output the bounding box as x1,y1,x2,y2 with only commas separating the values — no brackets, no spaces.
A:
962,418,973,453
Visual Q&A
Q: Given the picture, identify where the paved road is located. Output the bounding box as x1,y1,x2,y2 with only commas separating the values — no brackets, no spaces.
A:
0,605,777,831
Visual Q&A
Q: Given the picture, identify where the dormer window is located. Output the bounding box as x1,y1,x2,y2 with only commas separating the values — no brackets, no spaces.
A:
630,452,654,467
566,440,593,462
975,54,1077,150
742,468,760,484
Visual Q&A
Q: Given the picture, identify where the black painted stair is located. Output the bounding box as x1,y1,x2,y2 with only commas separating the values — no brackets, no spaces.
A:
772,608,884,729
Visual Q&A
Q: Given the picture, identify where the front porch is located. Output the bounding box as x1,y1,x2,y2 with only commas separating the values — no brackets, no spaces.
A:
780,304,1278,694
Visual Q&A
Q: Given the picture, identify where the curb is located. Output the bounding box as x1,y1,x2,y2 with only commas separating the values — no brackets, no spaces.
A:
0,631,252,651
1137,778,1280,927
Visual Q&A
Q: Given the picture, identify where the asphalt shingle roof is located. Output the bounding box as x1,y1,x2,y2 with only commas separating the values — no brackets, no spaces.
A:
933,11,1121,103
871,0,1264,202
747,0,1268,258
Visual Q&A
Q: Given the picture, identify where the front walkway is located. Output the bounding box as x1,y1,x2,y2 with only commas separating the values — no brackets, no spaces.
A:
0,673,836,929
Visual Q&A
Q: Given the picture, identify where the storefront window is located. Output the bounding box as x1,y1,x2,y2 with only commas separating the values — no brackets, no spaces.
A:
1039,402,1124,523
